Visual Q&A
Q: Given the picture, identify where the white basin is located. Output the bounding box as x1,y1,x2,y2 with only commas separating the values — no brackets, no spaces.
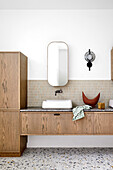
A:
42,100,72,109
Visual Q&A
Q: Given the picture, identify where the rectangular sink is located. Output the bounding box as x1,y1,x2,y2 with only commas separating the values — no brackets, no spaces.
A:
42,100,72,109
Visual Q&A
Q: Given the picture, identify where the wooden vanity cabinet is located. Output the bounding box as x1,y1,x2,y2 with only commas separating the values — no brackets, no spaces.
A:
21,112,94,135
0,52,27,157
21,111,113,136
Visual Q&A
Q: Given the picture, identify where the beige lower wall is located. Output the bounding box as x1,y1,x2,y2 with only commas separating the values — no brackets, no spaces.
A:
28,80,113,107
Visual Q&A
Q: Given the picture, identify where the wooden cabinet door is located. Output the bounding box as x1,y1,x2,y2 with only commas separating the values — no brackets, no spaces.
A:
94,112,113,134
0,53,19,109
21,112,46,134
0,111,20,152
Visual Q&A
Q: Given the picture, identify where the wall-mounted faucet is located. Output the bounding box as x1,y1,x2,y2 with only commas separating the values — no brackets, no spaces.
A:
55,89,63,96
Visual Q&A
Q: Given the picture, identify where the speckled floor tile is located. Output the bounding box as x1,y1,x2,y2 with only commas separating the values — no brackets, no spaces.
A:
0,148,113,170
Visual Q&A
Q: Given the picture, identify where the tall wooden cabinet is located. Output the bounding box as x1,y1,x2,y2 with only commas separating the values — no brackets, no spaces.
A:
0,52,27,157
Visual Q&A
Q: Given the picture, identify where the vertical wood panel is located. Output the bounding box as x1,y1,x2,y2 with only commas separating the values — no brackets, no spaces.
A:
20,136,27,153
0,111,20,152
20,53,27,109
94,112,113,134
21,112,44,134
0,53,19,108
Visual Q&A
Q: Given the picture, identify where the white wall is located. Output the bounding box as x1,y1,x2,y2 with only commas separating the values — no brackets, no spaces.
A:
0,0,113,10
28,136,113,148
0,10,113,80
1,10,113,147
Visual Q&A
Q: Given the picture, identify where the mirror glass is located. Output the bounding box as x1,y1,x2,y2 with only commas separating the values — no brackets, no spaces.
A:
47,41,68,86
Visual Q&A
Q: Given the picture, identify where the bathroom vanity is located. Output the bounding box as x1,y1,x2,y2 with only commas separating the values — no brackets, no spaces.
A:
20,108,113,136
1,105,113,157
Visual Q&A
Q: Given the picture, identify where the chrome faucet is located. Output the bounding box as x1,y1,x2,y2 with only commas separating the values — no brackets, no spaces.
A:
55,89,63,96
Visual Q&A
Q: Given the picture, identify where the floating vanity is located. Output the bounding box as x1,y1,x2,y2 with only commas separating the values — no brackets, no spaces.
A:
20,108,113,136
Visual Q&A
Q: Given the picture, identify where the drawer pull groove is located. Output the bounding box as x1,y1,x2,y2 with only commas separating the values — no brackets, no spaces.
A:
54,113,60,116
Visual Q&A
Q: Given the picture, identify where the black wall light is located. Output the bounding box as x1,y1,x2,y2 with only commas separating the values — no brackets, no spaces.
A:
84,49,96,71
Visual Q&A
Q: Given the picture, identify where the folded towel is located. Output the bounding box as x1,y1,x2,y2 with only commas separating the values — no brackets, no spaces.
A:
72,105,92,121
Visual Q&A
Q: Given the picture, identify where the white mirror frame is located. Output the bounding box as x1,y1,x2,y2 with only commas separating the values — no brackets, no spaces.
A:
47,41,69,86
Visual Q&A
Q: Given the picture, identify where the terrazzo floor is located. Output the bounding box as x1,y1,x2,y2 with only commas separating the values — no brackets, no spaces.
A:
0,148,113,170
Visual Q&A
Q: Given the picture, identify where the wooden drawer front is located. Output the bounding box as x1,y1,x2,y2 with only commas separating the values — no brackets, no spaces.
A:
46,113,76,134
46,112,93,134
0,111,20,152
21,112,75,135
94,112,113,135
21,112,93,135
21,112,46,134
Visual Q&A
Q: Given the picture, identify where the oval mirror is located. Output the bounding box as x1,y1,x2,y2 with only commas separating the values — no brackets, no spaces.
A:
47,41,69,86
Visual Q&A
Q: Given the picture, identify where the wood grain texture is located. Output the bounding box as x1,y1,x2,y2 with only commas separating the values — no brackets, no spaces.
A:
0,52,27,156
19,111,27,154
0,111,20,152
21,112,45,134
21,112,93,135
0,53,19,109
20,53,27,109
0,152,21,157
111,47,113,80
75,112,94,134
0,110,27,156
46,113,77,134
0,52,27,109
94,112,113,134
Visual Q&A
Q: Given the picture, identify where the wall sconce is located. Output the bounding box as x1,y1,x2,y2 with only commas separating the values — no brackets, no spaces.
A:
84,49,96,71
